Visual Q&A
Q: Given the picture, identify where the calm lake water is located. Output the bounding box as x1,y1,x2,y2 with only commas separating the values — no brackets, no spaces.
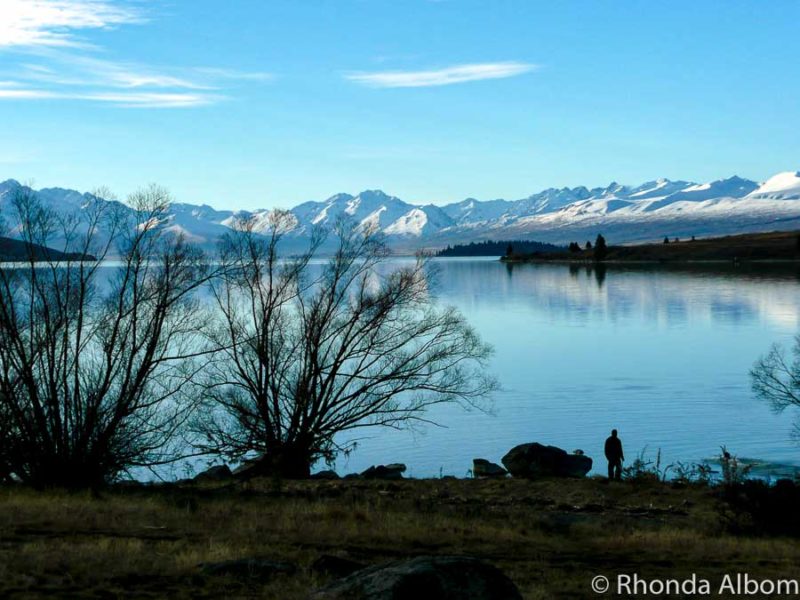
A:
331,258,800,479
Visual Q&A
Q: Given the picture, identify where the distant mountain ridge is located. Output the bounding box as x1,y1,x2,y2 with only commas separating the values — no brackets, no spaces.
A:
2,171,800,251
0,235,95,262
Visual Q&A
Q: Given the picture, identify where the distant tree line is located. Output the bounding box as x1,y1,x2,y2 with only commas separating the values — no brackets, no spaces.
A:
436,239,563,257
0,186,497,487
567,234,607,261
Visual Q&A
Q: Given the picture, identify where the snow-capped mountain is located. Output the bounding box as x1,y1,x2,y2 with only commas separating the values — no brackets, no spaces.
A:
289,190,452,237
442,198,514,226
627,178,691,200
746,171,800,200
2,170,800,251
163,202,236,243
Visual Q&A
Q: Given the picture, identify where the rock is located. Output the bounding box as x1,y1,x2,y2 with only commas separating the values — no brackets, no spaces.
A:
310,470,340,480
361,464,407,480
310,555,366,578
501,443,564,478
193,465,233,482
232,456,265,479
385,463,407,472
561,453,593,477
472,458,507,479
573,449,585,456
115,479,145,488
231,454,313,480
199,558,296,581
501,443,592,479
310,555,521,600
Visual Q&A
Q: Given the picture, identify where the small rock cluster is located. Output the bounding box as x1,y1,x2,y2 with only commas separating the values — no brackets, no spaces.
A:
473,442,593,480
190,441,592,483
472,458,507,478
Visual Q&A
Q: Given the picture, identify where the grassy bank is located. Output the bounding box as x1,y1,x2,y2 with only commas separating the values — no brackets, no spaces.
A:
503,230,800,264
2,477,799,598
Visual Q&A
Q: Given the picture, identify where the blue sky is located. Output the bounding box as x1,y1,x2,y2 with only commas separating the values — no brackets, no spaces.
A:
1,0,799,210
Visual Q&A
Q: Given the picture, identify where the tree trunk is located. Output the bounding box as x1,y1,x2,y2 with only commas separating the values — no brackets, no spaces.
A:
236,445,313,480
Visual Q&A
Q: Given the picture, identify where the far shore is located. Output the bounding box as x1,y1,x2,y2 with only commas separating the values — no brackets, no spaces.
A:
502,257,800,266
501,229,800,265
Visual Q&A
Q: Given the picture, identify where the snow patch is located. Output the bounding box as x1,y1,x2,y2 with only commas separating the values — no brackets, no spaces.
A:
359,206,387,231
384,208,428,236
345,197,361,215
311,203,332,225
747,171,800,199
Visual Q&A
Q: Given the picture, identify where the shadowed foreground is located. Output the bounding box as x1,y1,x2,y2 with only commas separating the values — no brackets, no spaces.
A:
1,478,799,599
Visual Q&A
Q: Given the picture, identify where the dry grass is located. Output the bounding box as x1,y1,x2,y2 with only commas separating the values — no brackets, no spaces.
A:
1,477,799,598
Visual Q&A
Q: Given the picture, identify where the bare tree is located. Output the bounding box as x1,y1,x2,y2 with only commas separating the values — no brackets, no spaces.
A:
196,218,498,478
752,336,800,439
0,185,211,487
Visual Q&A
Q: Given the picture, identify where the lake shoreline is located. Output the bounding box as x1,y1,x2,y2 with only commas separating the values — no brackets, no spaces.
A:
501,257,800,265
498,229,800,264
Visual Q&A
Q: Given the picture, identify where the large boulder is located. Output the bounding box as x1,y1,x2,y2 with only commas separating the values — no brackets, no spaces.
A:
561,453,593,477
310,554,366,578
310,470,340,480
232,456,266,479
310,555,521,600
231,453,312,479
472,458,507,479
361,463,407,480
502,443,592,479
193,465,233,483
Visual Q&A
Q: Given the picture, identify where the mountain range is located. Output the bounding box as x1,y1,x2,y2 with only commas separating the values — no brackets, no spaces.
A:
2,170,800,252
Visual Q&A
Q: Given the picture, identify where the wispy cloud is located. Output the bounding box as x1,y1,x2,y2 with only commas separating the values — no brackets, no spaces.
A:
0,60,237,107
0,82,220,107
0,1,269,108
0,88,57,99
20,55,215,90
80,91,220,108
0,0,142,49
346,61,537,88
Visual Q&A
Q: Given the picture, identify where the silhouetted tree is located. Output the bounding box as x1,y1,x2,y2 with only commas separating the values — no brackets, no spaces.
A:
195,219,497,478
594,234,607,261
0,186,211,488
585,241,592,250
505,244,513,257
752,336,800,440
663,236,670,244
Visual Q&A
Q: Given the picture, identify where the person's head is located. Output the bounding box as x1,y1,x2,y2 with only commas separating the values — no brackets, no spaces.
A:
611,429,618,437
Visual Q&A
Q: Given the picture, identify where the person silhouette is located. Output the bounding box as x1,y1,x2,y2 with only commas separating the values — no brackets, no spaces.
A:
605,429,624,480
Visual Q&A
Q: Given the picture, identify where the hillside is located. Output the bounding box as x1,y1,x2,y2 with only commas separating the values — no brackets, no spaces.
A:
0,236,95,262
